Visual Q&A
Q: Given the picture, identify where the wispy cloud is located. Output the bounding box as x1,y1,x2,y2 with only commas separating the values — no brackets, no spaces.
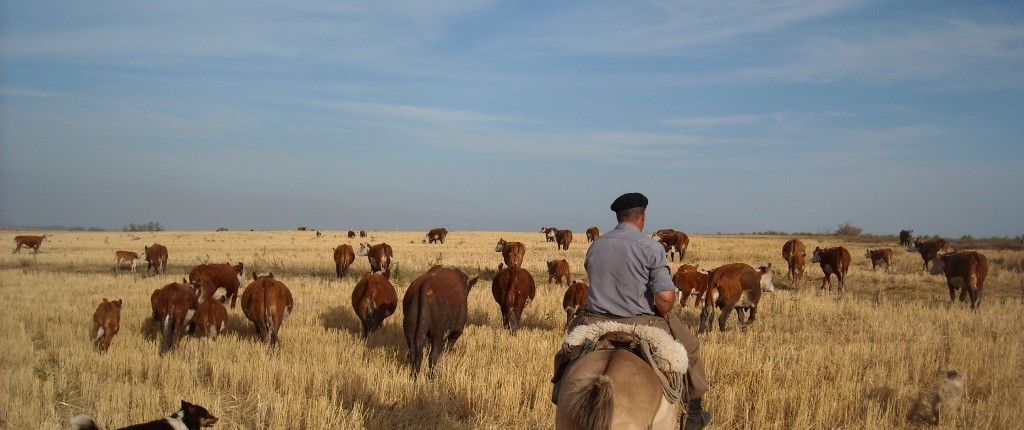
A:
662,114,764,128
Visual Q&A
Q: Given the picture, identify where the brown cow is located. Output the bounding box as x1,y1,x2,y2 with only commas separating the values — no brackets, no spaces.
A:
699,263,775,333
150,281,200,352
541,226,556,242
493,239,525,267
92,298,122,352
811,246,852,292
864,248,895,272
12,234,50,254
352,273,398,338
403,265,479,378
656,230,689,262
193,296,228,339
585,227,600,242
347,230,357,238
930,251,988,309
491,263,537,332
427,228,449,244
914,239,951,270
357,242,394,278
114,250,140,273
241,273,294,346
673,263,710,309
189,262,244,309
359,230,367,238
561,281,589,328
144,244,168,275
333,244,356,278
554,229,573,251
546,259,571,285
900,229,914,247
782,239,806,281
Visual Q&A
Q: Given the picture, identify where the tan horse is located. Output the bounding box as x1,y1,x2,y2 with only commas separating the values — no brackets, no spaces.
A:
556,348,678,429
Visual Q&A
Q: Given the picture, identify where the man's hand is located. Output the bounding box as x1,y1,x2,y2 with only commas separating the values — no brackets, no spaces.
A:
654,290,676,316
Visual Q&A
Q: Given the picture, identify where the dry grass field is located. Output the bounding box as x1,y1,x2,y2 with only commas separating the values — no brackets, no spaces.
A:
1,229,1022,429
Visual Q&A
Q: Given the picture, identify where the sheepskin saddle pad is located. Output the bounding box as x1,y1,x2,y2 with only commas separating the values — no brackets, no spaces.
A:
563,320,689,375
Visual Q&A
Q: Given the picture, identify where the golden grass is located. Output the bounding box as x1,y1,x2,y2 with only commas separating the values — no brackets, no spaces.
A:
0,230,1022,429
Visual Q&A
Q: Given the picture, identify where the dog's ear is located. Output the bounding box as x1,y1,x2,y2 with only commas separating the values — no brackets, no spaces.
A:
181,399,192,411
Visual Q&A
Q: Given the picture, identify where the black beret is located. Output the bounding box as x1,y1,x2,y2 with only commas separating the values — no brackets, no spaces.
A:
610,192,648,212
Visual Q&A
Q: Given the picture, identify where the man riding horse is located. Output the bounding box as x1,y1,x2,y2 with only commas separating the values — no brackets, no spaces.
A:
552,192,712,430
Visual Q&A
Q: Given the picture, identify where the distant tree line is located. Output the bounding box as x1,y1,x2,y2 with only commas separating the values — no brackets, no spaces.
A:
122,222,164,232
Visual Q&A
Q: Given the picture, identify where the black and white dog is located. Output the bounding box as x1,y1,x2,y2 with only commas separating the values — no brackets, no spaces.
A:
70,400,218,430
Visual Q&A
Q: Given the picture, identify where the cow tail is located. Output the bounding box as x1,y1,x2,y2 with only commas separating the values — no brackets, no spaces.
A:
505,268,521,328
265,300,279,346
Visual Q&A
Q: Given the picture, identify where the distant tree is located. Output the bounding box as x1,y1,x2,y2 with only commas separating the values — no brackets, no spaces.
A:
834,221,863,236
122,222,164,232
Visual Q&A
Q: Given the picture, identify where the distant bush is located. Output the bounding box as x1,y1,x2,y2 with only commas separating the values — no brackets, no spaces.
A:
122,222,164,232
834,222,863,236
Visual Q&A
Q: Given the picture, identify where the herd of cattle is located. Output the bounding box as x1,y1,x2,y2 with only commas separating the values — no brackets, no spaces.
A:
10,226,993,377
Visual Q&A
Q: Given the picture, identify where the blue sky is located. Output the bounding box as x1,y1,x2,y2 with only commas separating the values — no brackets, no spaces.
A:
2,1,1022,236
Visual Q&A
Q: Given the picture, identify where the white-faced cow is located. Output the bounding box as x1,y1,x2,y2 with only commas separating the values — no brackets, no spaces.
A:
864,248,895,272
144,244,168,275
150,281,200,353
333,244,356,278
491,263,536,332
494,239,525,268
403,265,479,378
899,229,914,248
655,230,689,262
358,242,394,278
699,263,775,333
241,273,294,346
92,298,122,352
546,259,571,285
12,234,50,254
352,273,398,338
782,239,806,281
811,246,851,292
914,239,951,271
562,281,589,328
114,250,140,273
673,263,710,309
930,251,988,309
427,228,449,244
188,262,244,309
541,227,556,242
585,227,600,242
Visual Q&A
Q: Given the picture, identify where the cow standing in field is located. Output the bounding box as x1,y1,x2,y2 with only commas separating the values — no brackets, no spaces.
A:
193,296,228,339
930,251,988,309
144,244,168,275
427,228,448,244
865,248,895,272
242,273,294,346
494,239,525,268
352,273,398,338
492,263,536,332
561,281,588,328
358,242,394,278
12,234,50,254
699,263,775,333
546,259,571,285
655,230,690,262
114,250,140,272
812,246,852,292
189,262,244,309
900,229,914,248
782,239,806,281
541,227,556,242
92,298,122,352
673,263,710,309
554,229,573,251
347,231,357,238
914,239,951,271
585,227,600,242
333,244,356,278
359,230,367,238
150,281,200,353
403,265,479,378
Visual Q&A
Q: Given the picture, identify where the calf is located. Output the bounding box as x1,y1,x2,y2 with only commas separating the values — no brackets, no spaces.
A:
333,244,356,278
92,298,122,352
351,273,398,338
189,262,244,309
150,281,200,352
427,228,448,244
930,251,988,309
864,248,895,272
561,281,589,328
193,296,228,339
114,250,140,272
241,273,294,346
673,263,710,309
656,230,690,262
782,239,806,281
546,259,571,285
13,234,50,254
357,242,394,278
699,263,775,333
554,229,573,251
491,264,536,332
145,244,169,275
403,265,479,378
494,239,525,267
811,246,852,292
914,239,951,270
585,227,600,242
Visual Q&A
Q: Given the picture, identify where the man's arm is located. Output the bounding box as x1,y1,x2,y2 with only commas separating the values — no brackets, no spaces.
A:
654,290,676,316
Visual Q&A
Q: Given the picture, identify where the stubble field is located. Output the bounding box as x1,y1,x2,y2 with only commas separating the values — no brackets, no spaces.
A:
0,229,1022,429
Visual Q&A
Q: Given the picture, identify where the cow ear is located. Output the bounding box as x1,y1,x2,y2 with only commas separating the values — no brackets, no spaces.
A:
114,299,122,306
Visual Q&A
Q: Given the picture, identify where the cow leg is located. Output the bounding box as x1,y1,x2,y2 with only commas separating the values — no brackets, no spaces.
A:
947,283,958,305
838,273,846,293
718,303,735,331
679,250,686,261
744,306,758,325
427,333,447,377
336,263,342,279
735,307,747,323
679,291,691,308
